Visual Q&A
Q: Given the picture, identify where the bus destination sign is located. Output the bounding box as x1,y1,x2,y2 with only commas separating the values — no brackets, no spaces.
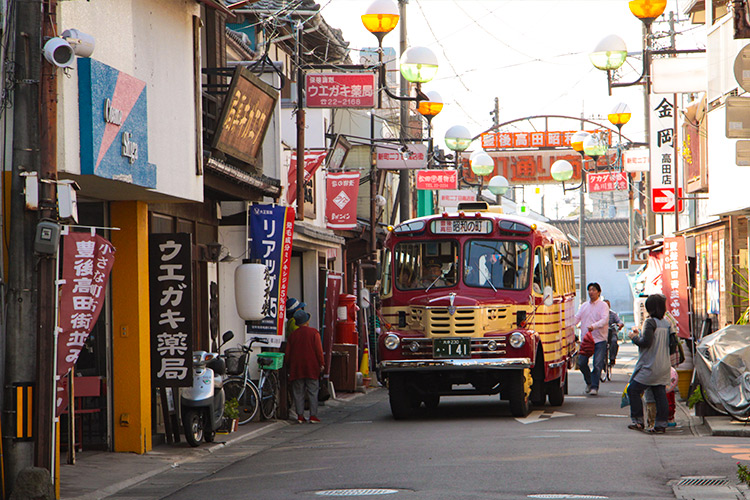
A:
432,219,493,234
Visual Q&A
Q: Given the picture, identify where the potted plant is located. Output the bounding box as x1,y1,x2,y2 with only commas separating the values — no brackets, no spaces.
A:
223,398,239,432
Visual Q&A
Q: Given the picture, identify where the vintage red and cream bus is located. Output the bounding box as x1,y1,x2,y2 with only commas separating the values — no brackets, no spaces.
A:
377,202,577,418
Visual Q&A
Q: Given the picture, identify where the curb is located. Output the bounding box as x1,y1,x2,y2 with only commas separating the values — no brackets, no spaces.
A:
64,421,286,500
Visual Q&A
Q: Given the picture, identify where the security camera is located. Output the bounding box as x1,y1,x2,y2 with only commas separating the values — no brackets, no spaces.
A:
61,29,95,58
43,37,75,68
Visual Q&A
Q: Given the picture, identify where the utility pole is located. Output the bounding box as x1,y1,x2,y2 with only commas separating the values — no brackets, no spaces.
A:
5,0,43,491
295,20,305,221
397,0,410,223
490,97,499,128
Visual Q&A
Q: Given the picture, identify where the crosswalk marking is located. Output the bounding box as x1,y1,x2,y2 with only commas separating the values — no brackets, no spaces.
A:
516,410,574,424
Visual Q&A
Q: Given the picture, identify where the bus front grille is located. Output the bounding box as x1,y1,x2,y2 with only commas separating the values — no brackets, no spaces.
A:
427,307,477,335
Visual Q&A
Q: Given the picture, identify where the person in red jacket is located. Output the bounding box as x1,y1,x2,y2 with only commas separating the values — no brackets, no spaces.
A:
286,308,325,423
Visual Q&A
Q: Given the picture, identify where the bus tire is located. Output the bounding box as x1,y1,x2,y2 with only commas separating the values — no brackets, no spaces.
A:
423,394,440,410
388,374,416,420
508,371,531,418
546,377,565,407
530,352,546,407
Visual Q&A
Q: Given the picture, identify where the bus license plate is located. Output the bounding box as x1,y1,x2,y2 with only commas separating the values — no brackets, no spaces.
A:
433,338,471,358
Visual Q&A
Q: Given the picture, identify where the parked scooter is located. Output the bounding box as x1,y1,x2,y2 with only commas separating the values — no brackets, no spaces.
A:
181,331,234,447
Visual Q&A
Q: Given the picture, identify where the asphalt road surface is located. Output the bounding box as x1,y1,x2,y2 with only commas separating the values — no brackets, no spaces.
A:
108,344,749,500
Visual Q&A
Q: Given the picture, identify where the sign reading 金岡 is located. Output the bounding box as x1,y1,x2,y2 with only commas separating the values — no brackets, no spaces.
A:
662,236,690,338
650,95,684,213
149,233,193,388
416,170,458,190
248,205,295,343
326,172,360,230
56,231,116,415
305,73,376,108
586,171,628,192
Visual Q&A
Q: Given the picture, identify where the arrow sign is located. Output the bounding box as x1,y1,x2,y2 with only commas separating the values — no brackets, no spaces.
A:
651,187,684,213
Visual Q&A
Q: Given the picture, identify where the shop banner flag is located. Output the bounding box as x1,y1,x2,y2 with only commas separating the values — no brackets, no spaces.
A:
662,237,690,338
326,171,360,230
249,205,295,338
149,233,193,388
287,150,328,206
56,231,115,415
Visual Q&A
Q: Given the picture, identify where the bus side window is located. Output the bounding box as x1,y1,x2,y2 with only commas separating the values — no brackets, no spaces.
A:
533,248,544,294
544,246,556,294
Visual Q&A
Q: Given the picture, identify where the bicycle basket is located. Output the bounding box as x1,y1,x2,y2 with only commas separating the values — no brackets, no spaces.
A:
257,352,284,370
224,348,246,375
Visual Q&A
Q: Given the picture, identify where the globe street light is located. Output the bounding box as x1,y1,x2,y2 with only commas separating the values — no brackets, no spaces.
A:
400,46,439,84
470,152,495,201
488,175,510,205
589,34,628,72
444,125,472,157
361,0,399,44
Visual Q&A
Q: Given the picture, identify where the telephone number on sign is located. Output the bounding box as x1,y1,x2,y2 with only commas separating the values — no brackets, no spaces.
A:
317,98,368,106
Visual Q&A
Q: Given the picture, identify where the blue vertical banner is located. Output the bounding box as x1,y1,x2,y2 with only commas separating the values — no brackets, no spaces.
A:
248,205,295,336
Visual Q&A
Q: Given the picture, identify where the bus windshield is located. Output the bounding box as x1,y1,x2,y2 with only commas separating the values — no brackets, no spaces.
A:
464,240,530,290
394,241,458,290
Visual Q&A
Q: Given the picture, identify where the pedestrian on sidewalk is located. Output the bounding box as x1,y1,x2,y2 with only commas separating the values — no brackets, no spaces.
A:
285,308,325,424
627,294,671,433
574,282,609,396
285,297,306,336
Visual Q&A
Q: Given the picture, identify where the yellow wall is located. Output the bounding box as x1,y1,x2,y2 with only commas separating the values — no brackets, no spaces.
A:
110,201,151,453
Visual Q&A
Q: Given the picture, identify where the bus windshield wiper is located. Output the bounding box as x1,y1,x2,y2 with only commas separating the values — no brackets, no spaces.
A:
478,267,497,292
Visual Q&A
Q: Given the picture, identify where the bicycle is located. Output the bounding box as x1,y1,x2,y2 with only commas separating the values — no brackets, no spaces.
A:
600,324,622,382
222,337,284,424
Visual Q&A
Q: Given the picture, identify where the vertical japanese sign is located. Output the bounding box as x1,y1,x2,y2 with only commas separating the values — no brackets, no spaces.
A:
248,205,295,337
650,95,682,212
662,237,690,339
326,172,360,230
56,231,116,414
149,233,193,388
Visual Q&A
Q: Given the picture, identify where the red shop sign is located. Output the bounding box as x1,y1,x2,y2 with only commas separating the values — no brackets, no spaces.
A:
305,73,376,108
416,170,458,190
586,171,628,192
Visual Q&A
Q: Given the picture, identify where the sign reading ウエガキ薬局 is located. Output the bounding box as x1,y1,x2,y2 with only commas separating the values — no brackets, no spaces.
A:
78,58,156,188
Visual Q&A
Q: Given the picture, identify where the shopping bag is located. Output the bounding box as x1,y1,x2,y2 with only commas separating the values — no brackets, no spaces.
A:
621,383,630,408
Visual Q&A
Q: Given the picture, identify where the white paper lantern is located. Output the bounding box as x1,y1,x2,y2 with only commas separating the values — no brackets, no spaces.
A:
235,262,266,321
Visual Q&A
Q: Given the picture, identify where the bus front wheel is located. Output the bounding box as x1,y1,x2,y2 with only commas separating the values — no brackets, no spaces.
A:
507,371,531,418
388,374,417,420
546,376,565,407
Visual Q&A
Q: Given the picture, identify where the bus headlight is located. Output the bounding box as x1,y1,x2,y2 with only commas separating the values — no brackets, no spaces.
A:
509,332,526,349
384,334,401,351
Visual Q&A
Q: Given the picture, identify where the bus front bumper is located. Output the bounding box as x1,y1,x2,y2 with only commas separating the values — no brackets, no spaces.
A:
378,357,532,372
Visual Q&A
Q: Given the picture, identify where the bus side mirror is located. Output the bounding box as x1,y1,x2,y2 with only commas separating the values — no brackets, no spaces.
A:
543,286,553,306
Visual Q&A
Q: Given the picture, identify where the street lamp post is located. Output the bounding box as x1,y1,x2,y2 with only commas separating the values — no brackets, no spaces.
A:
362,0,439,223
417,90,443,216
488,175,510,205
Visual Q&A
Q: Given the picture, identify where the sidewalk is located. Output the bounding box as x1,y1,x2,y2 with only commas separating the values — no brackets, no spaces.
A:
58,389,372,500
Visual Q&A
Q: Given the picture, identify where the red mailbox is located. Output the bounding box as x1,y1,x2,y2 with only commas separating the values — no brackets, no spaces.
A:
334,294,358,345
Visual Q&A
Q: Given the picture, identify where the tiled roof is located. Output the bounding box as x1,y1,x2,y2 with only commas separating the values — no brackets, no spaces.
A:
547,219,629,247
229,0,350,63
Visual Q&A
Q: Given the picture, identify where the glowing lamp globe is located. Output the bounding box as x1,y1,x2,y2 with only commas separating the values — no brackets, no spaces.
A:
589,35,628,71
583,134,607,159
629,0,667,22
571,131,590,154
470,153,495,177
488,175,510,196
608,102,632,127
399,46,439,83
445,125,472,152
362,0,399,38
417,90,443,117
550,160,574,182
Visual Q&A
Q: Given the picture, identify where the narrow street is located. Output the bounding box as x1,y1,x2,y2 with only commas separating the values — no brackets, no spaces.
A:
100,344,748,500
